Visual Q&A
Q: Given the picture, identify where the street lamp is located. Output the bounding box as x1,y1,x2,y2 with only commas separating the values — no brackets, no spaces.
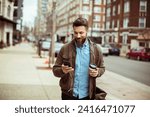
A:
90,0,95,37
49,0,56,68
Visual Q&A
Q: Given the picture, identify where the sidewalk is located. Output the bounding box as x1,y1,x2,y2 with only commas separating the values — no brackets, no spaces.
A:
0,43,60,100
0,42,150,100
98,71,150,100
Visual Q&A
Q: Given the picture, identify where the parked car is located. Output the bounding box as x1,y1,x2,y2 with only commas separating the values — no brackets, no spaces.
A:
55,42,64,57
13,39,20,46
126,47,150,61
41,40,51,51
102,43,120,56
97,44,109,56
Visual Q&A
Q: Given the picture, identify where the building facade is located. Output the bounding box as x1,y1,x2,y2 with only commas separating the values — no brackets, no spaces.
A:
0,0,23,48
13,0,23,43
35,0,49,40
0,0,15,47
55,0,106,43
104,0,150,55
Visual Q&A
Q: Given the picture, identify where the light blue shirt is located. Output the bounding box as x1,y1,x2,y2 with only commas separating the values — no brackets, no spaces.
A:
73,40,90,98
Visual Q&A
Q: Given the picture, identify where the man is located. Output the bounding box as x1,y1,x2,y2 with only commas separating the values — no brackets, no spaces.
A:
53,17,105,100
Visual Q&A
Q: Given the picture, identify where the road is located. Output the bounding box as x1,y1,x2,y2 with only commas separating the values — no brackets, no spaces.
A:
104,56,150,86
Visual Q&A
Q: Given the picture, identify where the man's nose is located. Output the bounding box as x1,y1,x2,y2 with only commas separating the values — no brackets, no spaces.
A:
77,33,81,38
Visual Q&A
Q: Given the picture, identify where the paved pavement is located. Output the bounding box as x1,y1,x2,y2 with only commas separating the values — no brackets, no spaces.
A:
0,42,150,100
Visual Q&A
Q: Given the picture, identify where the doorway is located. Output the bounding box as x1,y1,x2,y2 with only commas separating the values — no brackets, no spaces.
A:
6,32,10,46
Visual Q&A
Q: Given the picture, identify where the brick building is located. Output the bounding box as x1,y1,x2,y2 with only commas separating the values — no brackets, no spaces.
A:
104,0,150,56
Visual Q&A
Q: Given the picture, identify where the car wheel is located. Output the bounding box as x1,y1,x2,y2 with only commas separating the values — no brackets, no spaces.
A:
105,54,108,56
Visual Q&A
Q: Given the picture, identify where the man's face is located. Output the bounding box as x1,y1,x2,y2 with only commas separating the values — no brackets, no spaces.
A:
73,26,87,44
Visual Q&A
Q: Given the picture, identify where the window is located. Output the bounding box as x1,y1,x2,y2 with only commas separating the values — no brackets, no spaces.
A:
106,7,111,17
93,23,100,28
95,0,101,5
107,0,111,4
93,15,100,21
140,0,147,12
105,36,109,43
94,7,101,13
112,20,114,28
124,1,130,13
14,0,18,6
106,21,110,29
139,17,146,28
83,6,89,11
83,0,89,4
139,42,145,47
7,5,11,17
122,34,128,44
123,18,129,28
113,6,116,16
13,9,17,17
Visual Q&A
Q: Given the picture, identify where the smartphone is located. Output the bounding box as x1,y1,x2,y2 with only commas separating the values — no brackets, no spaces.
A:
63,61,71,67
89,64,97,69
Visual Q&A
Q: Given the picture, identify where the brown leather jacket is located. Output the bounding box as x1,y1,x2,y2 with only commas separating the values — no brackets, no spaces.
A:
52,38,105,99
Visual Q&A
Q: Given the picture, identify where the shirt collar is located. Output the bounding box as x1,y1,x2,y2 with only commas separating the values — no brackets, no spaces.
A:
75,38,89,48
83,39,89,47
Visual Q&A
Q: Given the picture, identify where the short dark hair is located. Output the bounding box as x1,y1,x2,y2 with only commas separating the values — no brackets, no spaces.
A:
73,17,88,29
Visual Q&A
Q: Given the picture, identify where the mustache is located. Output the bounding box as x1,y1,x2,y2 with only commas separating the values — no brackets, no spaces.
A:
75,38,81,40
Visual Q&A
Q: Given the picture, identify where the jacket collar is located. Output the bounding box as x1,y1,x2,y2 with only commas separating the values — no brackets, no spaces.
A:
70,37,94,49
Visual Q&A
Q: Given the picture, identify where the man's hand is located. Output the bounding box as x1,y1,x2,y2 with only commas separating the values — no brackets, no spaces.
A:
89,68,99,78
62,64,74,74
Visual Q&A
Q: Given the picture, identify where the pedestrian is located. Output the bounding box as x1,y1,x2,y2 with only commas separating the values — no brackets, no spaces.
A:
52,17,105,100
37,39,42,57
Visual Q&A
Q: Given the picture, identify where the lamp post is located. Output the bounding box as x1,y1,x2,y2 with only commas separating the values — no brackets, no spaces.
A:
49,0,56,68
90,0,95,37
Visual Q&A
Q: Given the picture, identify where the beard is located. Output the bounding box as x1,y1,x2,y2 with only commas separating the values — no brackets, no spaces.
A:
75,37,86,46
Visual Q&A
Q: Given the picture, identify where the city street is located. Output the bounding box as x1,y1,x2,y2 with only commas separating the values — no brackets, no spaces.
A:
104,56,150,86
0,42,150,100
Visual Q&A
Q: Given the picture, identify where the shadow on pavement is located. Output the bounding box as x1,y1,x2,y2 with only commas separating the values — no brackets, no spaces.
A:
36,66,52,70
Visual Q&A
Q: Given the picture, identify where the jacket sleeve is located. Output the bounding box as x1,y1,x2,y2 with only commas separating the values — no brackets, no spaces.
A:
52,46,66,78
96,45,105,77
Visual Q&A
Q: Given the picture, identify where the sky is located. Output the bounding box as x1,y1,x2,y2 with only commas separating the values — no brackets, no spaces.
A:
22,0,37,27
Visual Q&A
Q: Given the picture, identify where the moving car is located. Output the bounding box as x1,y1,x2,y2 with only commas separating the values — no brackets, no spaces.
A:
126,47,150,61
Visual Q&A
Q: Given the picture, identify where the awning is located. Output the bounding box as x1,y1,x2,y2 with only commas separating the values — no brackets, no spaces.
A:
137,33,150,40
0,16,17,24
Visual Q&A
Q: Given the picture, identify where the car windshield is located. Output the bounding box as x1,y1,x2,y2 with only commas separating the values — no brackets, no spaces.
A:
42,41,51,48
55,43,64,51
